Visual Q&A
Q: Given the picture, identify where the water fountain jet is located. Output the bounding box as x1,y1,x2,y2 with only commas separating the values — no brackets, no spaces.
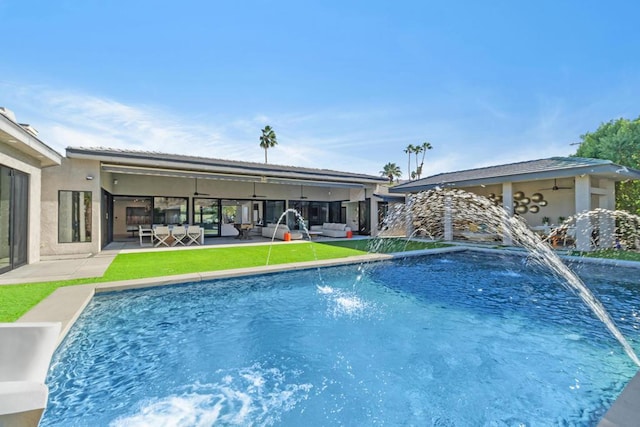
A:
381,188,640,366
265,208,319,266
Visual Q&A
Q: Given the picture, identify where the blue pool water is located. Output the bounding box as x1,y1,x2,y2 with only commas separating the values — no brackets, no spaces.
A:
41,252,640,426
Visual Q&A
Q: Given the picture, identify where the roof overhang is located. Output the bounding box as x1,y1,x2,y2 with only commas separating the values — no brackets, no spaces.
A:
0,114,62,167
101,164,365,189
373,193,406,202
390,163,640,193
69,147,385,187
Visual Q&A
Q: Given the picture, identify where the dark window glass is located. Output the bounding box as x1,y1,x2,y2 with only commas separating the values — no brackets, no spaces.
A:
59,191,92,243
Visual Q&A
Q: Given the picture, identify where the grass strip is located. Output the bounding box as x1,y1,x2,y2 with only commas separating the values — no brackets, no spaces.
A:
318,237,450,253
568,249,640,262
0,242,367,322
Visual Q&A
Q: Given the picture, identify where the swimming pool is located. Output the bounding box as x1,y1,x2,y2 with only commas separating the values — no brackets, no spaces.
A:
41,251,640,426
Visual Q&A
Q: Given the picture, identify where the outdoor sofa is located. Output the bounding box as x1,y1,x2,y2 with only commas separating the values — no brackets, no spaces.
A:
261,224,303,240
310,223,352,238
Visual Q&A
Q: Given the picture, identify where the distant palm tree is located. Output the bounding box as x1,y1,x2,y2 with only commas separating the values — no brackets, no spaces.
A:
404,144,415,180
380,162,402,183
413,145,423,179
259,125,278,163
416,141,433,179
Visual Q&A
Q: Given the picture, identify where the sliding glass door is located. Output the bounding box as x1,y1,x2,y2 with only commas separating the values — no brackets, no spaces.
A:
193,198,220,237
0,166,28,274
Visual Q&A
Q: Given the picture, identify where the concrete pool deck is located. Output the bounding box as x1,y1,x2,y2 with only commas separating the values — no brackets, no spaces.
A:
4,241,640,426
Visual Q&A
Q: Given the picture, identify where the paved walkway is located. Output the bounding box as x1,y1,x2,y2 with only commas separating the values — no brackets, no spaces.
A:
0,252,118,285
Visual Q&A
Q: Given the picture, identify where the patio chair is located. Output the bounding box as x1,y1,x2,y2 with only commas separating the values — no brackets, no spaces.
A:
170,225,187,246
153,226,171,247
185,225,202,245
138,225,153,246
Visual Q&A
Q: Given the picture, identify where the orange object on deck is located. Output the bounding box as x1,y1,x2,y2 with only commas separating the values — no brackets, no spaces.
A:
346,230,353,238
284,232,291,241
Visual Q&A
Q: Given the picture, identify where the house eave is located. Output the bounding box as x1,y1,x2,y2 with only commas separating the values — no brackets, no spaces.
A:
66,147,385,187
0,114,62,167
390,163,640,193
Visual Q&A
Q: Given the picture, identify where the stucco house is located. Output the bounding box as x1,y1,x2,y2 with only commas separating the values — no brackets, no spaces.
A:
390,157,640,250
0,108,62,274
1,107,393,274
39,147,389,257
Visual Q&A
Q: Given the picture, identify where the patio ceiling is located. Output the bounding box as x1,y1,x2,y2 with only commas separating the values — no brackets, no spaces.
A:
101,163,365,188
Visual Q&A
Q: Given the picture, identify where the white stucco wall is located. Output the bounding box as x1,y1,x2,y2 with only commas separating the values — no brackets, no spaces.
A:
41,158,102,256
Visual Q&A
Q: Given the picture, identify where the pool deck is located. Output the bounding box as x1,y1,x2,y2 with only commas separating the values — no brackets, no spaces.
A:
4,239,640,426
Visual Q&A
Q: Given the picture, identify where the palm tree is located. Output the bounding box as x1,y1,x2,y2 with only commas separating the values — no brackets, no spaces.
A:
259,125,278,163
404,144,415,180
413,145,423,179
416,141,433,179
380,162,402,184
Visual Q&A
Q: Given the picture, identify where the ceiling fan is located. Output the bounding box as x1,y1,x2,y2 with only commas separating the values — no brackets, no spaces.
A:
250,182,266,198
193,178,210,196
299,185,308,200
540,178,573,191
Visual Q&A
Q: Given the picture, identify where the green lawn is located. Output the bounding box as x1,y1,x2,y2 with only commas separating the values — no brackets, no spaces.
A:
568,249,640,262
3,239,636,323
318,237,450,253
1,242,369,322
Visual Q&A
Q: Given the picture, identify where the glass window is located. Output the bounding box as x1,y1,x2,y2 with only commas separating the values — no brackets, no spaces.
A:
0,167,11,271
59,191,92,243
265,200,285,225
377,202,389,230
153,197,188,225
193,198,220,237
329,201,343,223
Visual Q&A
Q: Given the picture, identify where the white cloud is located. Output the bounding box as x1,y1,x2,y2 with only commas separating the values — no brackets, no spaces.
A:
0,79,622,178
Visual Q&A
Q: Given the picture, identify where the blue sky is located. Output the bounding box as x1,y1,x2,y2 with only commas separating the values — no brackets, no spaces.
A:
2,1,639,178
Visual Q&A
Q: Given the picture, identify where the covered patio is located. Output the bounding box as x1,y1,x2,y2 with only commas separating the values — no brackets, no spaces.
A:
39,147,387,258
390,157,640,251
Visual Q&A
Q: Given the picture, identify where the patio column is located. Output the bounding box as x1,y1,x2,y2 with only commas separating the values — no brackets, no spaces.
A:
405,195,414,237
575,175,592,251
501,182,514,246
444,194,453,241
598,179,616,249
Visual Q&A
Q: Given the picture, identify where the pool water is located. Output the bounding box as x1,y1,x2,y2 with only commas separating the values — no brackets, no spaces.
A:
41,252,640,426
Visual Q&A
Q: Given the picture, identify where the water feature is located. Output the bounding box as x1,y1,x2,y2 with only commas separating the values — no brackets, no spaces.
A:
265,208,318,266
41,253,640,425
39,190,640,424
546,207,640,251
379,188,640,366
